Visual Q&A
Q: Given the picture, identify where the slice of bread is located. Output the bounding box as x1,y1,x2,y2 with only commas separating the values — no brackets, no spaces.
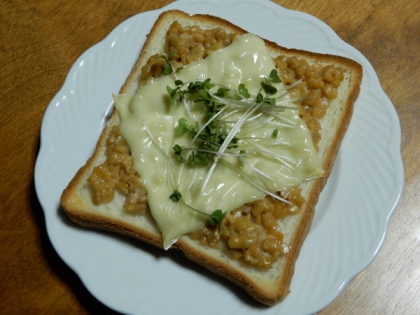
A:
61,10,362,305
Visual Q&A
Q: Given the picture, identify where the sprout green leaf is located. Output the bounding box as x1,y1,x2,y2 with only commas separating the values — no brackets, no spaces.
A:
169,190,182,203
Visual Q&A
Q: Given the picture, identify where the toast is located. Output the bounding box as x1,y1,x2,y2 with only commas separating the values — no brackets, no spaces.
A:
61,10,362,305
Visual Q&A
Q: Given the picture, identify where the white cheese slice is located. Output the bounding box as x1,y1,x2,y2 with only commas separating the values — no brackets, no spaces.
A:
115,34,323,249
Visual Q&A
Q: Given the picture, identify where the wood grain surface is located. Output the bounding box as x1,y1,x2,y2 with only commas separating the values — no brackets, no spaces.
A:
1,0,418,314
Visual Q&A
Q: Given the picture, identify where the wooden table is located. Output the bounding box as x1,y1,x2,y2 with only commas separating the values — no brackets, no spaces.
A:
1,0,418,314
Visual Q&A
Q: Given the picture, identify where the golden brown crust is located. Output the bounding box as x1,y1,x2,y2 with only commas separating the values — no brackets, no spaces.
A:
60,9,362,306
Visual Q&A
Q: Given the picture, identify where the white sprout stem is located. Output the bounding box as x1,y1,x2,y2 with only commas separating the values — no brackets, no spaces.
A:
220,159,291,204
258,110,295,125
202,138,275,156
236,136,293,147
261,120,298,128
239,157,282,187
222,114,296,141
285,78,303,89
178,198,212,218
236,115,294,141
189,103,228,146
244,156,281,192
167,154,177,191
210,92,253,106
238,119,295,138
222,112,263,124
243,112,263,122
258,110,297,127
241,138,297,169
180,147,247,158
215,96,296,112
221,95,304,115
245,138,297,165
220,109,240,121
171,69,180,80
181,97,195,123
142,120,167,156
275,98,303,106
200,100,264,191
274,90,289,100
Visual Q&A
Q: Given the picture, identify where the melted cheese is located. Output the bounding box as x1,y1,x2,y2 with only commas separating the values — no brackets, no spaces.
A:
114,34,324,249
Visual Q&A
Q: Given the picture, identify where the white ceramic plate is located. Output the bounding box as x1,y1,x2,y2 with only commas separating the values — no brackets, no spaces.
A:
35,0,404,314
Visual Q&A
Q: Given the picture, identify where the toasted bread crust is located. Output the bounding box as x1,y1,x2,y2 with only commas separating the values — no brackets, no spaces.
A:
61,10,362,305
